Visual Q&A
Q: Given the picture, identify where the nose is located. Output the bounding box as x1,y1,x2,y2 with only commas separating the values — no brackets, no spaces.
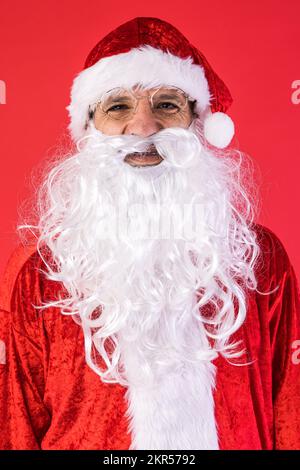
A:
123,99,164,137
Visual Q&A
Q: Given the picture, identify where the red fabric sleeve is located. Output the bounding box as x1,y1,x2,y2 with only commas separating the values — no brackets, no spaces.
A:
271,263,300,449
264,229,300,449
0,254,51,450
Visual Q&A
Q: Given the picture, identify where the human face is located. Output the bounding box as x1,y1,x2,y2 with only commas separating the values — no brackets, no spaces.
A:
92,85,197,167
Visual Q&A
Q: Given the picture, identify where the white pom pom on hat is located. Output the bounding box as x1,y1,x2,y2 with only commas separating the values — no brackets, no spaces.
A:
67,17,235,149
203,110,235,149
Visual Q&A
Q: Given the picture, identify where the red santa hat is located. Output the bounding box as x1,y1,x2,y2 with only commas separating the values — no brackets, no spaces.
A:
67,17,235,149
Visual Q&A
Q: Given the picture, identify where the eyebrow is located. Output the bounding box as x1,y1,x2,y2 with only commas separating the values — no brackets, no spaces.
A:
107,96,133,103
107,93,181,103
154,93,180,100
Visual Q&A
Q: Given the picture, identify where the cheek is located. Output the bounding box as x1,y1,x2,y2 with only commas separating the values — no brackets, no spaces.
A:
164,111,193,129
94,115,125,135
169,118,192,129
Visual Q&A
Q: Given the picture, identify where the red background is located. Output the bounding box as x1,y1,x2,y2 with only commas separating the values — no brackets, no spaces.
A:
0,0,299,281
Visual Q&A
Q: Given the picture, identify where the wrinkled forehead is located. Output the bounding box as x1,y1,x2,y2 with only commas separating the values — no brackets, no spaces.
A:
103,83,194,100
131,82,176,92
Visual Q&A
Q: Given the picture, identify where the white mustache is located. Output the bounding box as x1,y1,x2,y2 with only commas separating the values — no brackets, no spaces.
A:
76,124,202,169
128,143,160,156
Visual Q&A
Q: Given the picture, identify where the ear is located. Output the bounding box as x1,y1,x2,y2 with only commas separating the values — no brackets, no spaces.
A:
189,100,198,118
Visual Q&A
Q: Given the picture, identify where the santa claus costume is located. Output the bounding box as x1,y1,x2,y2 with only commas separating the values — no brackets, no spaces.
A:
0,17,299,450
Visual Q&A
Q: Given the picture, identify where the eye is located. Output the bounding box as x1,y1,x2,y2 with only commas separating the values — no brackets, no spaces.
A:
157,101,179,110
107,104,129,112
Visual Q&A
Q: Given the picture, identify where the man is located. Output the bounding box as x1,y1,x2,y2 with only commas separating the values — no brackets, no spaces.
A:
0,16,299,450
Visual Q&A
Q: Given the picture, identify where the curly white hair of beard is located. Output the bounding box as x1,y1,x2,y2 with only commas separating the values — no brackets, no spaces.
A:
19,118,261,387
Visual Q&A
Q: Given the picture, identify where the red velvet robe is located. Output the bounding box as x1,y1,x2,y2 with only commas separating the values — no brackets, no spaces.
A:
0,223,299,450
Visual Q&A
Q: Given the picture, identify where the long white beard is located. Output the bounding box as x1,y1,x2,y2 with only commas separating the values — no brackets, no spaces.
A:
28,119,260,449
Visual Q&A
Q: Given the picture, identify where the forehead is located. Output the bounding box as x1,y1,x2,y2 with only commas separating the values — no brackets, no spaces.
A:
104,84,188,99
132,83,181,92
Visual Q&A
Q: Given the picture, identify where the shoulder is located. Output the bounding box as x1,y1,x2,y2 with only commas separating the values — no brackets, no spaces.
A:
0,243,62,331
252,222,292,270
0,243,37,312
252,223,291,266
251,222,296,293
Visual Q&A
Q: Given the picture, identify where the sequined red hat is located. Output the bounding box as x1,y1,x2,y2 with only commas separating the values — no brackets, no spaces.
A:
67,17,235,148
